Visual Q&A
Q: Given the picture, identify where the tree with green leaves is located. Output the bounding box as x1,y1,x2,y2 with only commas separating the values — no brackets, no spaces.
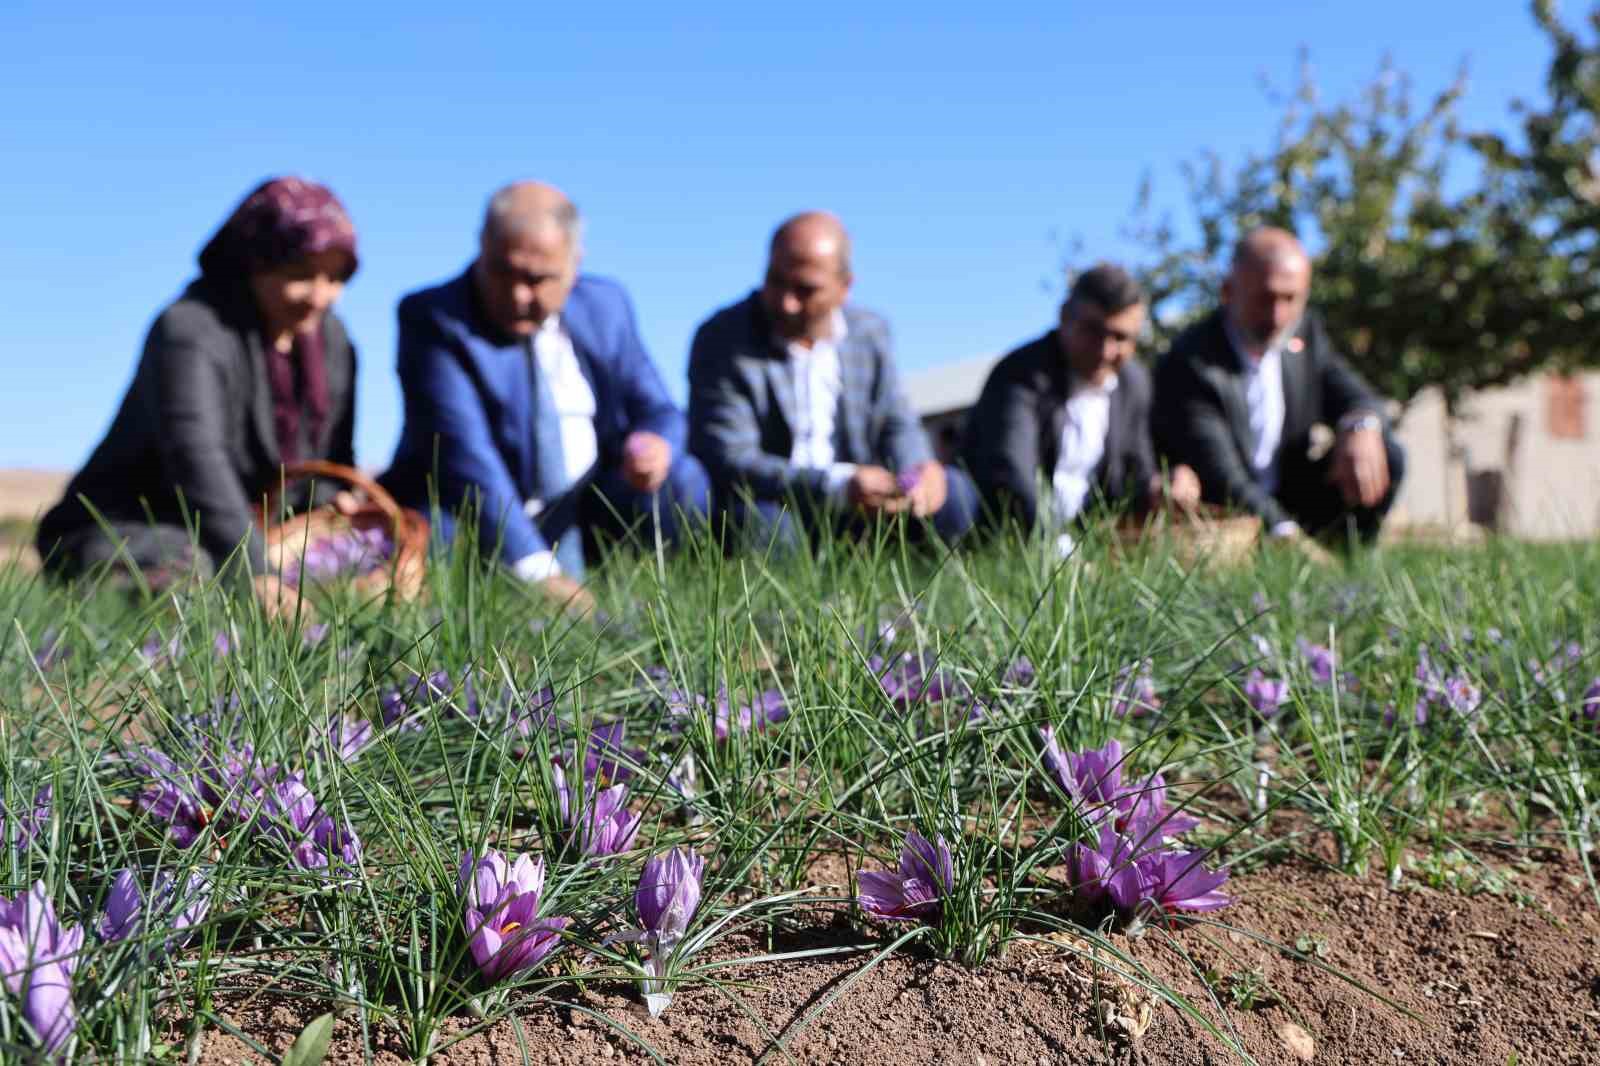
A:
1101,2,1600,413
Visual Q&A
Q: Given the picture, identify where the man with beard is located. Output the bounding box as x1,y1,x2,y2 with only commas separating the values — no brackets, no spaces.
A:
1152,227,1405,545
961,262,1200,553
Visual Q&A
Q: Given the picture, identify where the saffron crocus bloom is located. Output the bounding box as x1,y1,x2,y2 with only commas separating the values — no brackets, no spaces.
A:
1116,774,1201,841
98,869,210,948
257,772,362,870
1068,824,1148,910
1039,732,1125,818
1442,675,1482,716
458,849,569,984
609,848,707,1017
579,721,642,784
1111,660,1160,718
2,786,52,852
1579,679,1600,730
896,467,922,494
552,762,641,857
1003,656,1037,687
328,713,375,762
1243,670,1288,718
1297,639,1335,684
857,830,955,921
713,689,790,740
0,881,83,1055
873,653,963,709
1132,850,1232,914
132,744,267,848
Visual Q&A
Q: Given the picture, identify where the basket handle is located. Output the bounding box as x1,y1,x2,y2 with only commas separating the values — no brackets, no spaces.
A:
272,461,405,531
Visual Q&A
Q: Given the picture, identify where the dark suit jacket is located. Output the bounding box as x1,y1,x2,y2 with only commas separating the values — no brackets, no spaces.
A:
37,277,356,577
1151,309,1385,527
960,330,1157,531
687,292,931,502
380,269,685,564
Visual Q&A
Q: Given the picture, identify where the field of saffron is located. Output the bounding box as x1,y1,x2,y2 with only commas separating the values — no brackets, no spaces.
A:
3,531,1599,1064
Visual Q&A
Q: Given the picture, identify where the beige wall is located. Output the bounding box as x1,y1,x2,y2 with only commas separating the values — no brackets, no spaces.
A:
1393,372,1600,540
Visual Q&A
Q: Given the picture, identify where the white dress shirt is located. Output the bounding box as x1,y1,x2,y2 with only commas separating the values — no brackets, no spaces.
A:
1049,374,1116,558
783,310,856,498
1223,314,1286,493
512,314,598,582
1224,313,1295,536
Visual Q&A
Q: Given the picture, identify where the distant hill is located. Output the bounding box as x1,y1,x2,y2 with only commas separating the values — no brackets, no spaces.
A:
0,469,67,522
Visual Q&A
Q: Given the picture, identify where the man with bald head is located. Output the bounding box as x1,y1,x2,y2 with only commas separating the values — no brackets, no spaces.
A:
688,212,976,548
1152,227,1405,545
382,182,709,604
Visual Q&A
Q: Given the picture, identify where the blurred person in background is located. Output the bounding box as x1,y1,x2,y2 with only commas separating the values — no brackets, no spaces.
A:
961,262,1200,555
36,176,362,621
1153,227,1405,546
688,211,976,551
380,181,708,613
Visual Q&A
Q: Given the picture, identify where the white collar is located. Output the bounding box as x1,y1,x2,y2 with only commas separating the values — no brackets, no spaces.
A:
1070,370,1119,398
782,309,848,353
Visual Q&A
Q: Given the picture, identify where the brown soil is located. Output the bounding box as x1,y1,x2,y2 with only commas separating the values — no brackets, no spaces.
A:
191,843,1600,1065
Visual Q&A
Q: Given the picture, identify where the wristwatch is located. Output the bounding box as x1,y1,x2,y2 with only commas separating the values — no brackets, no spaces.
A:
1338,411,1382,435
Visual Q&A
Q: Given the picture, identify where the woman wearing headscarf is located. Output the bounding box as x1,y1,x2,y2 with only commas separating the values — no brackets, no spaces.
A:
36,176,361,617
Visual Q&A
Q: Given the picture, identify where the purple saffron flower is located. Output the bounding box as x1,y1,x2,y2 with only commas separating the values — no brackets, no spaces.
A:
1132,850,1232,914
457,849,569,984
2,786,52,852
212,631,234,657
256,772,362,870
302,622,331,647
713,689,790,740
1116,773,1201,841
873,653,963,710
1297,639,1335,684
328,713,376,763
0,881,83,1055
1068,824,1148,911
1040,732,1125,817
607,848,707,1016
1442,675,1482,716
856,830,954,922
579,721,642,784
139,633,182,667
635,848,705,941
1111,660,1160,718
1003,657,1036,687
1579,679,1600,730
131,744,267,849
896,467,922,494
98,869,210,949
552,762,641,857
1243,670,1289,718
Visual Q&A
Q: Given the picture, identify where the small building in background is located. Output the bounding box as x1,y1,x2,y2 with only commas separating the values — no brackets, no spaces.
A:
903,358,1600,541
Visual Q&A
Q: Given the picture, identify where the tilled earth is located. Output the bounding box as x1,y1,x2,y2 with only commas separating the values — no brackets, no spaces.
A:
195,842,1600,1065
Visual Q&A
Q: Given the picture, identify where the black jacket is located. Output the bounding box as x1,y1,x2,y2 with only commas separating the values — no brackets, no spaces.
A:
961,330,1157,531
1151,309,1384,527
37,276,356,577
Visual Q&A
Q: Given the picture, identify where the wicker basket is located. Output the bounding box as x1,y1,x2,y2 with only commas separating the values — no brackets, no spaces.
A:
1112,505,1261,568
263,461,429,600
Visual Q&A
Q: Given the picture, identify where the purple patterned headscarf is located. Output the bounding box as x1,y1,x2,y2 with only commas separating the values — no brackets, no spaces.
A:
198,176,359,281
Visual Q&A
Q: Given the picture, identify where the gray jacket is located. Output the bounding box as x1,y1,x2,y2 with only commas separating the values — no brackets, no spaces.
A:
687,292,931,502
37,277,356,577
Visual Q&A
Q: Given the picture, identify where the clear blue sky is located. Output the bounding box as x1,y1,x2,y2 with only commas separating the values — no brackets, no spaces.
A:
0,1,1552,471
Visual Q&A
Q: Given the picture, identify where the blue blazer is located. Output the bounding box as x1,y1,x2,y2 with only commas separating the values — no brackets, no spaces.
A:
382,269,685,564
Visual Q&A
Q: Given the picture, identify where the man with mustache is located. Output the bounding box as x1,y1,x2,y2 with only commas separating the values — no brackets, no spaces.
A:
382,181,709,610
961,262,1200,552
1152,227,1405,545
